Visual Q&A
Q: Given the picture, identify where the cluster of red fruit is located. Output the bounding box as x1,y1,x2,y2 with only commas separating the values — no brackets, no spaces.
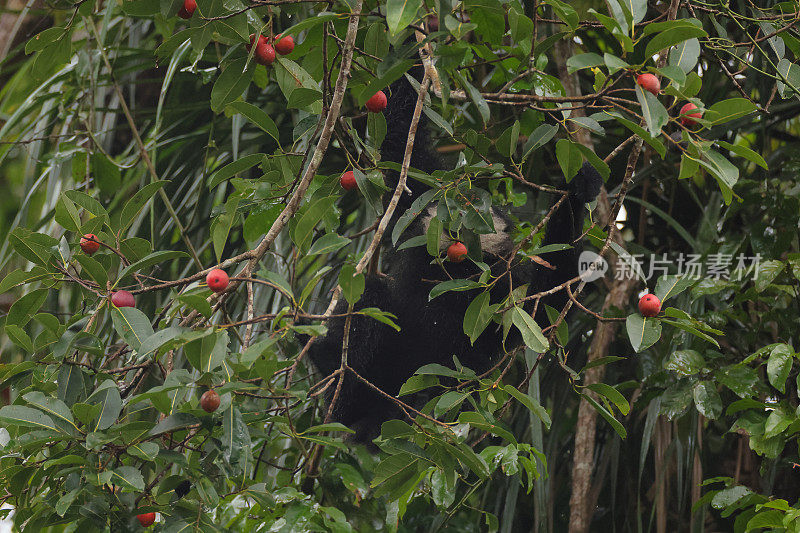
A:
635,73,702,126
79,234,230,309
173,0,294,66
246,33,294,66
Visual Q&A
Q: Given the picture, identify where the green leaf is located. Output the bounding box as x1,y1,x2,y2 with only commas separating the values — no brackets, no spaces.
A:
111,307,155,352
706,98,757,125
0,267,49,294
555,139,582,181
496,120,520,158
360,307,400,331
607,112,666,158
6,289,48,328
55,193,81,232
422,107,453,137
86,380,122,431
65,190,108,220
766,343,793,393
23,391,78,434
211,58,253,114
692,381,722,419
281,12,338,37
138,327,187,358
454,71,489,125
697,148,738,203
212,196,240,263
0,405,60,433
222,406,252,472
111,466,145,491
127,441,160,462
58,364,88,407
445,15,477,40
287,87,323,110
149,413,200,436
582,393,626,438
291,196,337,253
398,374,438,396
746,510,786,530
635,85,669,136
226,102,280,145
208,154,266,189
585,383,630,416
521,124,558,161
386,0,421,35
645,25,707,59
545,0,578,30
339,264,365,305
504,385,551,429
274,57,322,114
56,488,80,517
435,391,469,417
664,349,705,376
117,181,168,233
654,274,694,302
625,314,662,352
462,292,496,345
511,306,548,352
714,365,758,399
117,251,189,282
185,330,229,374
669,38,700,74
75,255,108,287
371,453,420,488
459,411,516,443
716,140,768,170
428,279,483,301
5,325,32,351
754,259,784,292
308,233,351,255
566,53,603,73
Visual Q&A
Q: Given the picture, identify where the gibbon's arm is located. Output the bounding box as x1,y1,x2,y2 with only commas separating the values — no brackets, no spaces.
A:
524,162,603,315
380,66,439,198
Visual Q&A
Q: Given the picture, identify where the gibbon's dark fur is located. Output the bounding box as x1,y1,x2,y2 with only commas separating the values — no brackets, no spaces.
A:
308,66,603,442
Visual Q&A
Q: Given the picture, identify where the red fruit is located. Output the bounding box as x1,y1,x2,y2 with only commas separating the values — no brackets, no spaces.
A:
257,43,276,66
200,389,221,413
248,34,275,66
679,102,702,126
111,290,136,308
274,34,294,55
178,0,195,19
206,269,229,293
447,242,468,263
365,91,387,113
137,512,156,527
636,73,660,95
638,293,661,318
80,233,101,255
339,170,357,191
246,33,266,52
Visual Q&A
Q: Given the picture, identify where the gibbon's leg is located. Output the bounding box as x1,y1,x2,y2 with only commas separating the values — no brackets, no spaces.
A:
515,162,603,323
307,276,403,438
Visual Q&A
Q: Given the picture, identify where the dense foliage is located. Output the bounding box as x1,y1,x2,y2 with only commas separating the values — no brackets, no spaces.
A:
0,0,799,531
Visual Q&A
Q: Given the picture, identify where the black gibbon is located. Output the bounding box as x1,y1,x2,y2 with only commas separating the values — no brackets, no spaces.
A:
308,66,603,442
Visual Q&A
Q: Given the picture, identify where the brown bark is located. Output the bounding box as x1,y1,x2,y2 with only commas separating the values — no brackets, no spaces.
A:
553,36,641,533
558,62,643,533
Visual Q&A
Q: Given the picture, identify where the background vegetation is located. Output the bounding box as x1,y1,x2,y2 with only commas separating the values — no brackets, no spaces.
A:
0,0,799,531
